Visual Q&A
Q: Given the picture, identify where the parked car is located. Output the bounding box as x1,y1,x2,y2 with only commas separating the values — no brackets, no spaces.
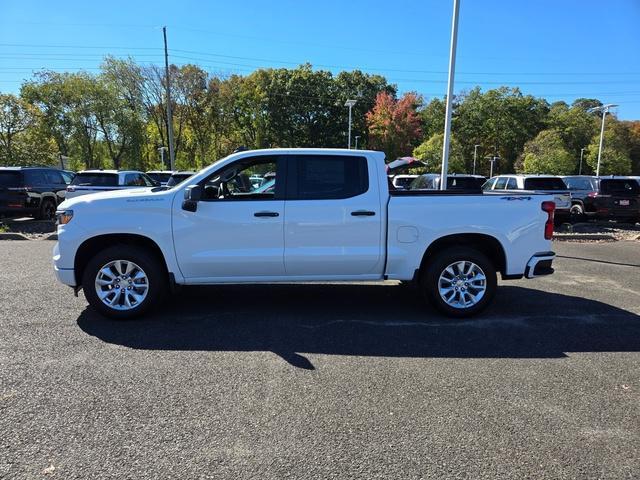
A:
0,166,74,220
562,175,639,223
146,170,174,186
410,174,486,192
66,170,158,199
391,174,419,190
53,148,557,320
166,171,196,187
483,175,571,222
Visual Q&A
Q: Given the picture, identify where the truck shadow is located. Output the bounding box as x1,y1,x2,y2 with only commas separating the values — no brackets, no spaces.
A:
77,284,640,370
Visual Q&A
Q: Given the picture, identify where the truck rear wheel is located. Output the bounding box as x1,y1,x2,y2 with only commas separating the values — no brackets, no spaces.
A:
82,245,166,319
421,247,497,318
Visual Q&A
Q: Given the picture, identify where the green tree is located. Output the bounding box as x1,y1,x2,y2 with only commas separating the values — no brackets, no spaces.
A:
453,87,549,174
413,133,466,173
419,97,447,140
585,119,632,175
545,101,598,165
0,93,41,165
522,129,574,175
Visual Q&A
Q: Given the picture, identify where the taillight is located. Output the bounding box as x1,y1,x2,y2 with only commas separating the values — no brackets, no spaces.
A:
541,201,555,240
587,191,598,198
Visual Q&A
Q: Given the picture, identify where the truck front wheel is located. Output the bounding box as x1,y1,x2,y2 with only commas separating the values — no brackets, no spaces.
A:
82,245,166,319
421,247,497,318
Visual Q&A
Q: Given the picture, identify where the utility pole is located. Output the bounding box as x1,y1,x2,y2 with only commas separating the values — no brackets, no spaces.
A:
345,99,357,149
588,103,618,177
473,144,480,175
355,136,360,149
163,26,175,170
579,147,585,175
440,0,460,190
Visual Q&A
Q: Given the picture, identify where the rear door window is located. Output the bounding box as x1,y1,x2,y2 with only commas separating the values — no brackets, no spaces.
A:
288,155,368,200
524,178,567,190
24,170,47,186
505,177,518,189
494,177,508,190
600,179,640,195
71,173,118,186
45,170,65,185
564,177,593,190
124,173,148,186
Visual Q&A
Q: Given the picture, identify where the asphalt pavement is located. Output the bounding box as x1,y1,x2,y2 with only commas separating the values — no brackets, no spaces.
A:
1,240,639,479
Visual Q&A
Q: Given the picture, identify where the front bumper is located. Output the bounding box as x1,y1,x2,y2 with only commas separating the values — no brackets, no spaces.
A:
52,241,76,286
524,251,555,279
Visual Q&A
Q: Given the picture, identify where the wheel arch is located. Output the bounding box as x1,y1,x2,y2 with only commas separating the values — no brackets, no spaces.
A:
74,233,169,285
418,233,507,277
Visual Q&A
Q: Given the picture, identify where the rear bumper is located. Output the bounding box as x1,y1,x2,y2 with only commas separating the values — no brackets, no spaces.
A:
524,251,555,279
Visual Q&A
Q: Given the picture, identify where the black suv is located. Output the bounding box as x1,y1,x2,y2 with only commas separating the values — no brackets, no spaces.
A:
562,175,640,223
0,167,74,220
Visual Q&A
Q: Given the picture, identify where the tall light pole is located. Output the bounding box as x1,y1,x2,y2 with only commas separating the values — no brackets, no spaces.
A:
355,136,360,150
345,99,357,149
473,144,480,175
157,146,168,170
439,0,460,190
163,26,175,171
487,155,500,178
579,147,585,175
588,103,618,177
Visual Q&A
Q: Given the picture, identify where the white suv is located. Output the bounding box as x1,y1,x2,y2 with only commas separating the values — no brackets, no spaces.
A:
66,170,158,199
483,175,571,221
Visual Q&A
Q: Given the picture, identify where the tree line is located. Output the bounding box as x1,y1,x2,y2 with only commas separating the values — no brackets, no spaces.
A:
1,57,639,176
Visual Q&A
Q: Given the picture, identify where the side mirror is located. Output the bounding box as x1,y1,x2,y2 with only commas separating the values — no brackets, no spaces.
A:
182,185,202,212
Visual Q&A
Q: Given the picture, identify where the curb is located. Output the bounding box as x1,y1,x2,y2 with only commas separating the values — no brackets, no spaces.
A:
553,234,616,241
0,232,29,241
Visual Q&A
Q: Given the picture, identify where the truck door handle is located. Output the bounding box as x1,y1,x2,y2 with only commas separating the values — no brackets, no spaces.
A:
254,211,279,217
351,210,376,216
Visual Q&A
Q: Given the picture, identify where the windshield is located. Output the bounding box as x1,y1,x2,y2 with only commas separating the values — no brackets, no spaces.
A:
600,179,640,195
523,177,567,191
71,173,118,186
0,171,21,188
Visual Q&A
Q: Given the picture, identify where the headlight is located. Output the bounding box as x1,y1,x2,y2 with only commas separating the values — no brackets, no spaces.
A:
56,209,74,225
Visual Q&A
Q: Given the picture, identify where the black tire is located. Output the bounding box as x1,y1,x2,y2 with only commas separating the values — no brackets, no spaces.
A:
569,204,585,222
82,245,166,319
420,246,497,318
36,198,56,221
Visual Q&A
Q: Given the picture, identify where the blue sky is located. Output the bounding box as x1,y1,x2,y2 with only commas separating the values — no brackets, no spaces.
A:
1,0,639,119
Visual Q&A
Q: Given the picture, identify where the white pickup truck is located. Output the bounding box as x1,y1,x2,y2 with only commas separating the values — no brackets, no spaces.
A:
53,148,556,319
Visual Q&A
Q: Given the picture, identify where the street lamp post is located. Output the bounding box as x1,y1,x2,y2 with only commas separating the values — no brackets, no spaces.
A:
473,144,480,175
354,136,360,150
579,147,585,175
157,146,168,170
487,155,500,178
344,99,357,149
588,104,618,177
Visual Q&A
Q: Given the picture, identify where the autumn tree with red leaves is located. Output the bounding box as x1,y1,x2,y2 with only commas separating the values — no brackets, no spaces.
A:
366,91,422,161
